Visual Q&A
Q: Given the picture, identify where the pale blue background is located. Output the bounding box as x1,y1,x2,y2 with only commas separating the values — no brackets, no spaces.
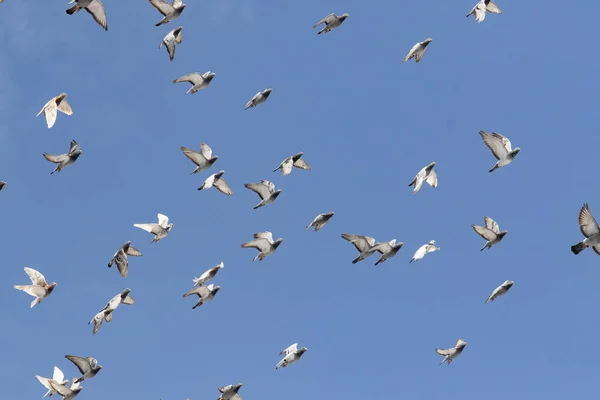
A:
1,1,599,399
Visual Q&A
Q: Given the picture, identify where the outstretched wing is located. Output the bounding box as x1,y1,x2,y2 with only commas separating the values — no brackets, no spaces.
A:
57,99,73,115
214,178,233,196
293,158,310,170
134,223,158,234
486,1,502,14
65,355,90,375
241,238,271,252
484,216,500,234
43,153,67,164
53,366,65,383
174,73,203,85
435,348,452,356
254,231,274,242
149,0,174,16
479,130,508,160
244,182,271,200
181,147,205,167
341,233,375,253
313,13,335,27
24,267,47,286
85,0,108,31
280,343,298,355
369,242,392,254
425,169,438,187
200,143,213,159
579,203,600,238
472,224,497,241
157,213,169,228
491,132,512,153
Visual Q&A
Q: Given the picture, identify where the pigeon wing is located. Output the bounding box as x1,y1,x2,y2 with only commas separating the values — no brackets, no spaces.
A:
293,158,310,170
24,267,47,286
174,73,204,85
65,356,91,375
44,106,58,129
254,231,274,242
181,147,207,167
149,0,174,16
134,223,157,234
280,343,298,355
53,366,65,383
435,348,453,356
579,203,600,238
282,160,293,175
57,99,73,115
486,1,502,13
479,130,508,159
36,375,53,391
244,182,271,200
200,143,213,159
241,238,270,252
472,224,497,241
48,381,73,397
484,216,500,234
313,13,335,27
370,242,392,254
122,294,135,305
491,132,512,152
85,0,108,31
125,245,142,256
425,169,438,187
214,177,233,196
69,140,80,154
157,213,169,228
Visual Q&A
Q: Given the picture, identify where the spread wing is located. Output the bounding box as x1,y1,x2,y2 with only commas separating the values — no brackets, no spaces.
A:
134,223,158,234
370,242,392,254
166,38,176,61
44,106,58,128
116,255,129,278
85,0,108,31
172,0,183,7
65,355,90,375
57,99,73,115
491,132,512,152
149,0,174,16
486,1,502,14
242,238,271,252
484,216,500,234
472,224,497,241
244,182,271,200
214,177,233,196
341,233,375,252
36,375,53,391
293,158,310,170
173,26,183,43
174,73,203,85
69,140,80,154
53,366,65,383
425,169,438,187
280,343,298,355
48,381,72,397
435,348,453,356
200,143,213,159
579,203,600,238
181,146,206,167
254,231,274,242
479,130,508,160
157,213,169,228
122,294,135,305
125,245,142,256
313,13,335,27
24,267,47,286
43,153,67,164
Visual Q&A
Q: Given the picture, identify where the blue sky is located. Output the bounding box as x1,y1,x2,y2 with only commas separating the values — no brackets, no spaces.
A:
2,0,600,399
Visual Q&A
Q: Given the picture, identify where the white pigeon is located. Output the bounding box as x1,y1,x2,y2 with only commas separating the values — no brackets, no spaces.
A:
571,203,600,255
218,384,243,400
241,231,284,262
436,338,467,366
313,13,349,35
173,71,216,94
108,241,142,278
485,280,514,303
180,143,219,174
36,367,69,398
472,216,507,251
306,212,335,231
193,262,224,287
66,0,107,31
183,283,220,309
408,161,437,194
88,288,135,335
275,343,308,369
244,180,282,209
244,88,272,110
48,380,82,400
159,26,183,61
409,240,439,263
134,213,173,243
341,233,378,264
466,0,502,23
479,131,520,173
198,170,233,196
273,152,310,175
37,93,73,129
149,0,186,26
14,267,57,308
371,239,404,266
403,38,433,63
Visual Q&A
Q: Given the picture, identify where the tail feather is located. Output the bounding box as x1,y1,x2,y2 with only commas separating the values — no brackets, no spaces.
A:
66,5,80,15
351,256,362,264
571,242,586,255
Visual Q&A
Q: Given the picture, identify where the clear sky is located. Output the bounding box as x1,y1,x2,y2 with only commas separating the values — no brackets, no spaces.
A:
1,0,600,399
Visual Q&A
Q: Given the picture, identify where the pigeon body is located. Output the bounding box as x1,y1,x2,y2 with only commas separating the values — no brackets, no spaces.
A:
485,280,514,303
66,0,107,31
273,152,310,175
479,131,520,172
244,88,272,110
14,267,56,308
472,216,507,250
37,93,73,128
183,283,220,309
48,380,82,400
198,170,233,195
403,38,433,63
149,0,186,26
371,239,404,265
88,289,134,335
43,139,82,175
276,343,308,369
181,143,218,174
65,355,102,383
410,240,439,263
571,203,600,255
108,241,142,278
36,366,69,398
306,212,335,231
218,384,243,400
408,161,437,194
193,262,224,287
173,71,215,94
341,233,379,264
244,180,281,209
436,338,467,365
467,0,502,23
0,181,6,191
134,213,173,243
313,13,348,34
159,26,183,61
241,231,283,261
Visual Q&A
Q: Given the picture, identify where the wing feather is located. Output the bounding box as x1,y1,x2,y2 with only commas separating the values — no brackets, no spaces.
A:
579,203,600,238
472,224,497,241
479,130,508,160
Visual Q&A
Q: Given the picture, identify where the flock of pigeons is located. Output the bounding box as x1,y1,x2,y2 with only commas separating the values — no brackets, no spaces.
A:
3,0,600,399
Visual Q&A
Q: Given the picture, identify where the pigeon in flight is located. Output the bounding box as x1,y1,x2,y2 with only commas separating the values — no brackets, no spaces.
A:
66,0,107,31
485,280,514,303
244,180,282,209
245,88,272,110
371,239,404,266
408,161,438,194
571,203,600,255
183,283,220,309
173,71,216,94
0,181,5,191
36,366,69,398
48,380,82,400
149,0,186,26
306,212,335,231
198,170,233,196
193,262,224,287
276,343,308,369
159,26,183,61
274,152,311,175
241,231,284,262
472,216,507,251
403,38,433,63
313,13,349,35
43,139,82,175
14,267,56,308
478,131,520,173
218,384,243,400
88,289,134,335
64,355,102,383
341,233,379,264
37,93,73,129
466,0,502,23
181,143,218,174
134,213,173,243
108,241,142,278
409,240,439,263
436,338,467,366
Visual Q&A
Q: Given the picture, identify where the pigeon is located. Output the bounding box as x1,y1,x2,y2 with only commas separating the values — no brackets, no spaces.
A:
466,0,502,23
37,93,73,129
341,233,379,264
273,152,310,175
14,267,56,308
43,139,82,175
410,240,439,263
159,26,183,61
244,88,272,110
275,343,308,369
306,212,335,231
48,380,82,400
472,216,507,251
66,0,107,31
313,13,349,35
241,231,283,262
244,180,282,209
183,283,220,309
436,338,467,366
485,280,514,303
134,213,173,243
408,162,437,194
193,262,224,287
371,239,404,266
173,71,215,94
108,241,142,278
218,384,243,400
403,38,433,63
64,355,102,383
88,288,135,335
181,143,219,174
478,131,520,173
198,170,233,196
571,203,600,255
0,181,5,191
149,0,186,26
36,366,69,398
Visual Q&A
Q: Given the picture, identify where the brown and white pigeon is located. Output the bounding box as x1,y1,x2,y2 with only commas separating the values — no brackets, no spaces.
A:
14,267,57,308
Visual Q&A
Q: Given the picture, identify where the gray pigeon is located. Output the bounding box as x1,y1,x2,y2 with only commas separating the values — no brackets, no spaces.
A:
108,241,142,278
43,139,82,175
241,231,283,262
159,26,183,61
64,355,102,383
173,71,215,94
0,181,5,191
198,170,232,195
218,384,243,400
48,380,82,400
313,13,349,34
133,213,173,243
472,216,507,251
436,339,467,366
466,0,502,23
403,38,433,63
479,131,520,173
183,283,220,309
275,343,308,369
245,88,272,110
371,239,404,266
273,152,310,175
341,233,379,264
485,280,514,303
408,162,437,194
181,143,218,174
306,212,335,231
88,288,134,335
244,180,282,209
571,203,600,255
149,0,186,26
66,0,107,31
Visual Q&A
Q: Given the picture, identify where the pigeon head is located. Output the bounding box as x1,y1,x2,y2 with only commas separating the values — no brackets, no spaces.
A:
339,13,349,21
273,238,284,248
47,282,57,293
498,230,508,238
233,384,243,391
299,347,308,353
208,155,219,163
504,280,514,289
217,261,224,269
272,189,283,198
121,288,132,296
423,38,433,44
428,240,436,245
215,170,225,179
510,148,521,157
166,223,174,231
456,339,467,349
212,285,221,294
204,72,216,82
263,88,273,97
177,3,187,10
389,239,397,246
